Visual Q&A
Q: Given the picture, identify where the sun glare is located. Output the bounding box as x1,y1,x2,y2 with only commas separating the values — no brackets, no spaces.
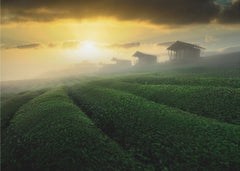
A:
81,41,96,54
70,41,101,61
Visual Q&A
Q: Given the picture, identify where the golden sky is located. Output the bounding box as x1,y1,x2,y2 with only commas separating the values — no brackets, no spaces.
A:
1,0,240,81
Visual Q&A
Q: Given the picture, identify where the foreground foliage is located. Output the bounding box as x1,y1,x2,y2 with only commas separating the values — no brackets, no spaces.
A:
69,85,240,170
2,88,145,170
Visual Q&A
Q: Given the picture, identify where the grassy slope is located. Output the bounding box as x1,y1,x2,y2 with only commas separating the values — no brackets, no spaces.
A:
69,85,240,170
2,88,147,170
94,80,240,125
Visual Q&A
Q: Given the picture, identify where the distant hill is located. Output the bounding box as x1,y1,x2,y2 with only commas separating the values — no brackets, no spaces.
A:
200,51,240,68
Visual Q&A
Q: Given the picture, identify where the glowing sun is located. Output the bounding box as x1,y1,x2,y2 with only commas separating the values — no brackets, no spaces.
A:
70,41,101,61
80,41,97,55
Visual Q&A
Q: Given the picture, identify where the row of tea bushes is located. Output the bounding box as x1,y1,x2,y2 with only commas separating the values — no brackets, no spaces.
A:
96,80,240,125
119,75,240,88
69,85,240,170
2,88,146,170
1,90,46,131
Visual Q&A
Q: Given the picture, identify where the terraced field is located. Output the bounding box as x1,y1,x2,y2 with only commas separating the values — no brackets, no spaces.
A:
92,80,240,125
119,75,240,88
1,73,240,170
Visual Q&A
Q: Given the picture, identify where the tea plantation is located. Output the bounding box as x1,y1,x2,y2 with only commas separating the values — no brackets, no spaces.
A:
2,88,147,170
1,72,240,170
92,80,240,125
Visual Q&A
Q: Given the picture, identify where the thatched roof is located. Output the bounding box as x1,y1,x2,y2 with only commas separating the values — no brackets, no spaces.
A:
132,51,157,59
112,57,131,62
167,41,205,51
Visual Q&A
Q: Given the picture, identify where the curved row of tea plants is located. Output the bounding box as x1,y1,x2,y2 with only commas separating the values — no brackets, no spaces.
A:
1,93,17,103
1,90,46,131
119,75,240,88
69,85,240,170
96,80,240,125
2,88,146,170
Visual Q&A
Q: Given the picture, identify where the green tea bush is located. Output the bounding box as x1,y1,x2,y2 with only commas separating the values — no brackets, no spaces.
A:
96,80,240,125
120,76,240,88
1,90,46,130
69,85,240,170
2,88,146,170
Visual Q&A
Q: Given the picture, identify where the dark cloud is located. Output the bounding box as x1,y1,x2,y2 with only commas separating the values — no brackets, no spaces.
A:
2,0,221,25
48,43,58,48
218,0,240,23
3,41,79,50
215,0,232,7
62,41,79,49
107,42,140,49
157,41,175,47
5,43,42,49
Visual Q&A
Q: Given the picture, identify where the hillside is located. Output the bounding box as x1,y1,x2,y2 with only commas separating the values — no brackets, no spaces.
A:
201,51,240,68
2,0,240,169
1,65,240,170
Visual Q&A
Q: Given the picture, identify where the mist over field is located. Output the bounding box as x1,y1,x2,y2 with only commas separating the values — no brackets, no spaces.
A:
1,51,240,94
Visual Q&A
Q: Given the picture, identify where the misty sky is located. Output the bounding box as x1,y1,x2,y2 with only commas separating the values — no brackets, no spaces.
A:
1,0,240,81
